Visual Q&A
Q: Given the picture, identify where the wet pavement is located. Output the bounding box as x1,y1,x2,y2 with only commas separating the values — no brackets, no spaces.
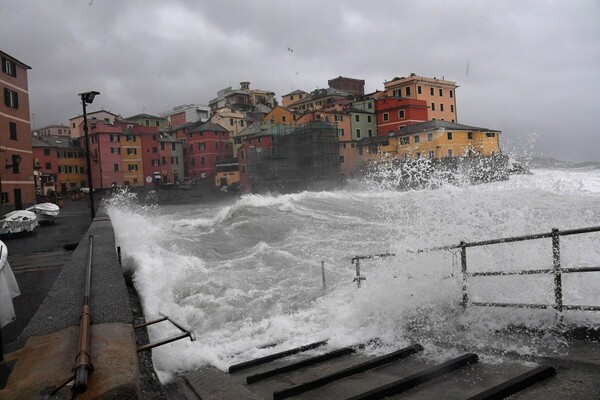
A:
1,198,92,347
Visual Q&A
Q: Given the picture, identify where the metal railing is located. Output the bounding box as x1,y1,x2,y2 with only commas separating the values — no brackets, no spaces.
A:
134,313,196,352
351,226,600,312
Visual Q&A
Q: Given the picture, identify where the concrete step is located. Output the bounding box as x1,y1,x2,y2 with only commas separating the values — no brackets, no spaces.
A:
176,340,600,400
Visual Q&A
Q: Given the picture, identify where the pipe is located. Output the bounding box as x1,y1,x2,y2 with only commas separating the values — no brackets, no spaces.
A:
73,235,94,393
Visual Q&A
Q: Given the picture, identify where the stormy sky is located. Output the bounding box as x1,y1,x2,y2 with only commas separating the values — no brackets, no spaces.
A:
2,0,599,162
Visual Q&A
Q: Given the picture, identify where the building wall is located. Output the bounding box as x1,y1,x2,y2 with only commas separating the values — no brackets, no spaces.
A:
32,143,58,194
375,97,429,135
56,146,86,193
281,91,307,108
186,128,232,179
89,123,123,189
1,51,34,213
36,125,71,138
383,75,458,122
121,133,143,187
69,110,118,139
362,128,501,161
238,135,273,192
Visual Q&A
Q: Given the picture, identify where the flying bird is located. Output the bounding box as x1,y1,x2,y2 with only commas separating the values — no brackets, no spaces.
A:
287,47,294,53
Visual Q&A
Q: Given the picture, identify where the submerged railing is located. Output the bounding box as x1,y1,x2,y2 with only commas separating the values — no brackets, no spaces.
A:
351,226,600,312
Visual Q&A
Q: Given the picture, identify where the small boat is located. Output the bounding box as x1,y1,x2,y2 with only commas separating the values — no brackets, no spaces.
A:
26,202,60,223
0,210,38,236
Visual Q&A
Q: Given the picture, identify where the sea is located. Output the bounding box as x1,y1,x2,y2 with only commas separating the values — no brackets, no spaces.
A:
107,167,600,381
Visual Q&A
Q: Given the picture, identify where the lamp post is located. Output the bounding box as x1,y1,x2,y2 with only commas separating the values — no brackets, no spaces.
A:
79,91,100,219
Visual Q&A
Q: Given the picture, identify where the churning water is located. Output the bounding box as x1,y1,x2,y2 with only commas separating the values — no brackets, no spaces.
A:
108,168,600,381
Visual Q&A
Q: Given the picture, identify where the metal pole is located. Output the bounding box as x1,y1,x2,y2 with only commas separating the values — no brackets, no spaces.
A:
460,241,468,310
81,96,95,220
73,235,94,393
552,228,563,312
321,261,326,288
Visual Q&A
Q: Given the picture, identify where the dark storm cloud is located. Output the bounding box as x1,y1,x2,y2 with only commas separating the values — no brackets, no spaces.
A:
2,0,598,161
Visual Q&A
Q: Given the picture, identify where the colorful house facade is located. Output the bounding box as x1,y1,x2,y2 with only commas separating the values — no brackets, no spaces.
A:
1,50,34,214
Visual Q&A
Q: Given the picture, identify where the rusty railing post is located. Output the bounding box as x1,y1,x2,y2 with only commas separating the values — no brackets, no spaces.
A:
552,228,563,312
460,241,468,310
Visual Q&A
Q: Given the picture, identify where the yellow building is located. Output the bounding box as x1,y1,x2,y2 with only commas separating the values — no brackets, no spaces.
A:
121,131,144,187
263,106,295,125
358,120,501,162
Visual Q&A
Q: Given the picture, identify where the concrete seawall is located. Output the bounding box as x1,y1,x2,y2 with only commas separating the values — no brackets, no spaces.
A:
2,204,141,399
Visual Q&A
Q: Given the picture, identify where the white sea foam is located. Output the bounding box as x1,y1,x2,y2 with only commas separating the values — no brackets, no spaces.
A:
108,168,600,381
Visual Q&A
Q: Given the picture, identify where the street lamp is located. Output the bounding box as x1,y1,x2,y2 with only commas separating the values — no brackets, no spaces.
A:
79,91,100,219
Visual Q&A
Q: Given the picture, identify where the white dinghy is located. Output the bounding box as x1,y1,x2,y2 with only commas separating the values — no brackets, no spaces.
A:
0,210,38,235
26,202,60,223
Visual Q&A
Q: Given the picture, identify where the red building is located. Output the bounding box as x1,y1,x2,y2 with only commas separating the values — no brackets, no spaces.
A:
1,50,33,213
375,97,429,136
32,136,58,195
237,132,273,192
184,122,231,180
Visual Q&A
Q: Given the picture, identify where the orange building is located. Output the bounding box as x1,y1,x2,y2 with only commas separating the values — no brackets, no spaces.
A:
1,50,34,214
383,73,458,122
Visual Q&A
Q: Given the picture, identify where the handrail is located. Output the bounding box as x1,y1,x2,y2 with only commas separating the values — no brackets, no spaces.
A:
73,235,94,393
134,313,195,352
350,226,600,313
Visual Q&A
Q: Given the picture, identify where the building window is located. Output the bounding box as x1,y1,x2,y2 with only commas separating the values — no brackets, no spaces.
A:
447,132,453,140
398,110,405,119
91,135,98,143
2,57,16,77
9,122,17,140
440,104,444,112
416,152,421,158
450,104,454,113
393,89,400,97
127,135,135,142
111,147,120,154
127,147,137,155
152,160,159,166
10,155,20,173
427,133,433,141
281,116,286,122
431,103,435,111
450,90,454,98
152,147,158,153
383,113,389,121
161,156,166,165
368,129,373,137
428,151,435,159
337,128,344,136
335,115,343,122
405,87,411,96
448,149,453,157
400,137,409,145
439,88,443,97
191,157,196,165
339,155,345,163
4,88,18,108
200,156,205,165
368,102,373,109
199,143,206,150
45,162,51,169
43,149,50,156
128,164,139,171
430,87,434,96
417,86,422,94
486,132,496,138
241,164,246,174
110,134,119,142
215,141,219,149
145,120,150,126
171,143,176,151
240,150,245,160
355,115,360,122
414,135,420,143
113,163,120,172
467,132,473,140
356,128,361,138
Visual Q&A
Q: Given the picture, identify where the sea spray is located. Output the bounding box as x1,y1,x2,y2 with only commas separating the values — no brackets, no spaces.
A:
108,168,600,381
